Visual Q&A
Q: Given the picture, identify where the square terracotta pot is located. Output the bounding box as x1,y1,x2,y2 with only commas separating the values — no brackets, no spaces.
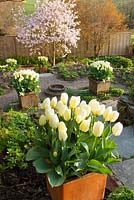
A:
46,173,107,200
89,77,110,95
19,92,39,109
39,66,48,73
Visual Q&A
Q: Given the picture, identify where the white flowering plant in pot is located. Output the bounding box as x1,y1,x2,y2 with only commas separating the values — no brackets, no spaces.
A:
0,58,18,73
26,93,123,187
12,69,41,96
5,58,18,71
38,56,51,67
89,60,113,81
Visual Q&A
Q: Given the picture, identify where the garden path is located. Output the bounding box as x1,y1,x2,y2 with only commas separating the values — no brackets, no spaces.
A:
109,126,134,189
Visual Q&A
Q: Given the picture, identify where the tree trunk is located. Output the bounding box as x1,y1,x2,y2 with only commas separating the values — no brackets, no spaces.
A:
53,42,56,66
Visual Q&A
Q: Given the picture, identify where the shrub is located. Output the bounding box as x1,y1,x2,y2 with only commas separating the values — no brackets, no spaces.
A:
57,62,78,80
0,110,37,170
64,56,93,65
15,56,39,65
110,87,125,97
107,186,134,200
103,56,133,69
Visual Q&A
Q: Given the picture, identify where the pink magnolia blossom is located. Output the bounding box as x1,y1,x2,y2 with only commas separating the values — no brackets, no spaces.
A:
15,0,80,65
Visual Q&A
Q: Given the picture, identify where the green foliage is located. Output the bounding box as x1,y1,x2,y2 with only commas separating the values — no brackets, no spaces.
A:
23,0,36,15
0,88,4,95
130,33,134,44
57,62,78,80
0,110,37,170
14,56,39,65
107,186,134,200
103,56,133,69
67,88,96,102
129,84,134,97
109,87,124,97
64,56,93,65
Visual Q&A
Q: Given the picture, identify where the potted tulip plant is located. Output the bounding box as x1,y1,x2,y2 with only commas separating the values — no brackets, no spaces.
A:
88,60,113,94
12,69,41,108
26,93,123,200
37,56,51,73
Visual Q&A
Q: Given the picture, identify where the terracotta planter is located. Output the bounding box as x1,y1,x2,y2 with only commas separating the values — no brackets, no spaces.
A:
19,92,39,109
39,66,48,73
89,77,110,95
46,173,107,200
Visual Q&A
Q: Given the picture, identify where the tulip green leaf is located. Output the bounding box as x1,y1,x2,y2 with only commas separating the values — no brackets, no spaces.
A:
33,158,52,173
106,157,121,164
26,146,49,161
87,159,112,175
48,169,66,187
103,125,111,137
80,142,89,155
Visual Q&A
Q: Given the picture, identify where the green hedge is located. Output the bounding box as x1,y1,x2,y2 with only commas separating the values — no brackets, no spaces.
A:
103,56,133,69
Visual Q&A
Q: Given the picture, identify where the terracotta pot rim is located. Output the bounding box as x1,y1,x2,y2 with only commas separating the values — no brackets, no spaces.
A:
64,173,107,185
88,77,110,83
18,91,37,96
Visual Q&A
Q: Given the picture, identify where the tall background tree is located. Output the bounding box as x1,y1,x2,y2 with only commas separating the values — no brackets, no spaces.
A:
77,0,127,57
113,0,134,28
15,0,80,65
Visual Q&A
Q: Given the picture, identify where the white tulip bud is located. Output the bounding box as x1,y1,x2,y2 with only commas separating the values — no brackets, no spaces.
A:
61,93,68,105
42,98,51,109
97,104,105,116
112,122,123,136
50,96,57,108
49,114,59,129
56,101,67,116
79,118,91,132
58,121,67,132
109,111,119,122
69,96,80,109
93,121,104,137
39,115,46,126
58,130,68,141
63,108,71,121
103,106,112,121
88,99,100,115
45,108,55,120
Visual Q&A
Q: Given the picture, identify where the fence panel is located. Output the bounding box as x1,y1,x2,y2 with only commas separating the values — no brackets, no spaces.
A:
0,32,131,60
0,36,16,60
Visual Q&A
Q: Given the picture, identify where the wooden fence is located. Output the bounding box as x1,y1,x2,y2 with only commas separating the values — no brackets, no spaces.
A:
0,32,131,60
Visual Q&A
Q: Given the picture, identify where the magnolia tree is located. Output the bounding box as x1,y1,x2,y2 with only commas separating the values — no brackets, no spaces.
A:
15,0,80,65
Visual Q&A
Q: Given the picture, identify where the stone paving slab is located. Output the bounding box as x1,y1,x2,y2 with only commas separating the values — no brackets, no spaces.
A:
114,126,134,159
109,158,134,189
0,74,89,110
